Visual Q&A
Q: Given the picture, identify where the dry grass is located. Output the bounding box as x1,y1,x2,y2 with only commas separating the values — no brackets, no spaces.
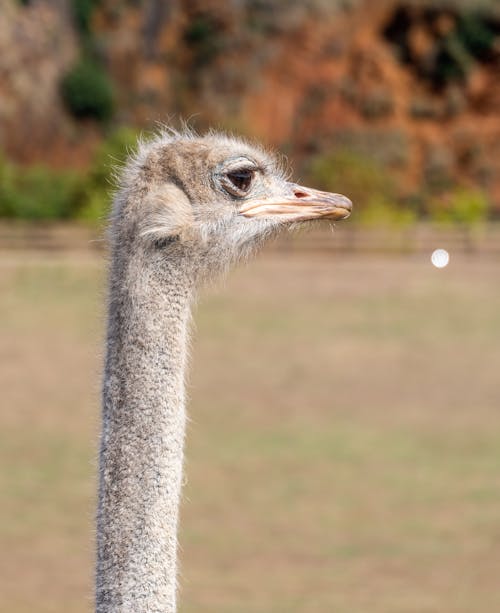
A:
1,250,500,612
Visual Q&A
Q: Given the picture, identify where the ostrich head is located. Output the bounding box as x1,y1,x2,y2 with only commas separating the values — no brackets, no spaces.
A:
99,129,352,611
112,129,352,275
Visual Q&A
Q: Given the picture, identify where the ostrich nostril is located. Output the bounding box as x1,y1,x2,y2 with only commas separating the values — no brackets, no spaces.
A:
293,190,309,199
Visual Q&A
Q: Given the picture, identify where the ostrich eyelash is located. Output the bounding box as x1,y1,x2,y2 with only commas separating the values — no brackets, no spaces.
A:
153,236,178,249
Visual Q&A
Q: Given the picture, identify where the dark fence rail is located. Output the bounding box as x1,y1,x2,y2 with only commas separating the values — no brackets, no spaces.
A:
0,222,499,255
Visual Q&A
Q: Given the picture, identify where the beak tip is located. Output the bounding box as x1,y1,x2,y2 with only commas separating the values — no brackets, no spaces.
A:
325,194,352,220
337,194,353,210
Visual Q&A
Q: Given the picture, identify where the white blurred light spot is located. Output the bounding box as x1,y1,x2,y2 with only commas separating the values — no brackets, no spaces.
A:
431,249,450,268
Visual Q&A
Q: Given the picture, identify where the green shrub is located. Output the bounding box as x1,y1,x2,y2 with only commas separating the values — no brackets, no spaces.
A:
183,14,224,69
430,187,489,224
435,33,473,86
0,157,82,220
430,12,495,88
308,149,394,209
458,12,495,59
87,127,139,187
76,127,139,223
0,157,15,218
72,0,101,35
76,189,110,223
0,128,138,222
356,197,417,227
61,59,114,122
308,148,420,226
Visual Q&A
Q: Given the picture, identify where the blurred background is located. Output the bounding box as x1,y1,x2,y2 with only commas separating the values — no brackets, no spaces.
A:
1,0,500,611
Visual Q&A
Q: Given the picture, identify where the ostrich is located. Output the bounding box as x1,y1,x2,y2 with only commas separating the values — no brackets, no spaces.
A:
96,128,351,612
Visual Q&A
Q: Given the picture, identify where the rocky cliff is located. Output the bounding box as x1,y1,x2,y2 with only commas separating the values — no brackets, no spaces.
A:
1,0,499,209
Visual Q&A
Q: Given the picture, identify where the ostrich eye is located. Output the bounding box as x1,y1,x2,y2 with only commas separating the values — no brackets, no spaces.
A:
224,169,255,195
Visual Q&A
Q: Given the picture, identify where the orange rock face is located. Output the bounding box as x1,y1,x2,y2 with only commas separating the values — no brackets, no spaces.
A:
1,0,499,207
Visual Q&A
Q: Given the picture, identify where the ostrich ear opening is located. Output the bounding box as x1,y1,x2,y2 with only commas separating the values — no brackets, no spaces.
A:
139,183,195,241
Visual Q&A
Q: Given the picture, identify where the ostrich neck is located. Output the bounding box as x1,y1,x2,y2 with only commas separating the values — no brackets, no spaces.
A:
96,246,193,613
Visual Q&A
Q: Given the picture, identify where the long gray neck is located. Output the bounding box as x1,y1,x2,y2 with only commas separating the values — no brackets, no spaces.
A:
96,243,193,613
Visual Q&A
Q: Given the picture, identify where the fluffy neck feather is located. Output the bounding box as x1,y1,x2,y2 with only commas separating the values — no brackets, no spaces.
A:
96,242,193,612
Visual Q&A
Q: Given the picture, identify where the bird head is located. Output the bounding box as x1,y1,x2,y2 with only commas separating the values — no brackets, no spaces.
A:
112,129,351,273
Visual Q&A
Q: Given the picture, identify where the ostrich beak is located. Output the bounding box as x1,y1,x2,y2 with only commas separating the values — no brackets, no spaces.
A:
239,183,352,222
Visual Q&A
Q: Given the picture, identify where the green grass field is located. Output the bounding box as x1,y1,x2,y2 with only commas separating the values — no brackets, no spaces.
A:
1,250,500,612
